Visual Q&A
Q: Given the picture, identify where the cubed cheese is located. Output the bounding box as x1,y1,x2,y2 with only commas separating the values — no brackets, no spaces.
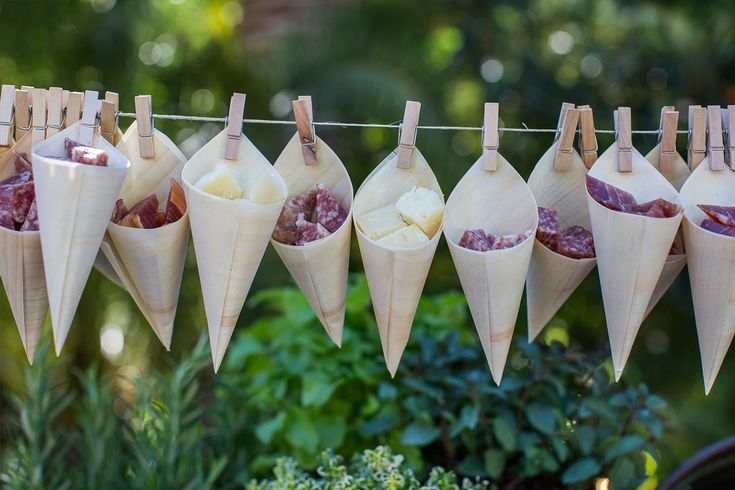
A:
377,224,430,248
248,169,285,205
196,163,242,199
395,186,444,238
357,204,407,240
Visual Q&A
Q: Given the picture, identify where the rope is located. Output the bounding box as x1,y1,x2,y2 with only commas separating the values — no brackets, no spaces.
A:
115,111,689,135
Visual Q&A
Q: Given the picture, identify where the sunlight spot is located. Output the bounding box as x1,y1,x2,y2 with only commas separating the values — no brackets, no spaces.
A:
220,1,244,27
269,90,294,118
89,0,116,14
191,88,215,114
139,42,162,66
480,58,504,83
100,324,124,360
580,54,603,79
548,30,575,54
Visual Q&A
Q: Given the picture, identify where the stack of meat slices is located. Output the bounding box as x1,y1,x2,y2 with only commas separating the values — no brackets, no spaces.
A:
112,179,186,228
698,205,735,237
272,184,348,246
0,152,37,231
536,207,595,259
458,227,532,252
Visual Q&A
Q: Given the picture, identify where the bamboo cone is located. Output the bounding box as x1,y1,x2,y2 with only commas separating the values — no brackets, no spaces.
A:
353,148,442,377
271,133,353,346
526,142,596,341
31,121,130,355
678,159,735,394
587,143,682,380
0,133,47,363
182,129,287,372
445,155,537,384
643,144,691,317
98,123,190,348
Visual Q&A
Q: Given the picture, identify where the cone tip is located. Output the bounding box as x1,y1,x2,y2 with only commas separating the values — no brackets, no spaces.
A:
614,369,623,382
491,369,503,386
703,374,717,396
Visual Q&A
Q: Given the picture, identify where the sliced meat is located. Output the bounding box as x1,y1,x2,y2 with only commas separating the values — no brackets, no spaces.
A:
700,219,735,237
698,204,735,227
586,175,636,212
315,184,348,233
536,207,560,250
164,179,187,225
458,229,493,252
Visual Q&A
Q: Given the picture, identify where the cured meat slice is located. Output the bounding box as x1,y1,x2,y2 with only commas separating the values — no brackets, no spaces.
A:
64,138,83,158
156,210,166,227
0,206,12,229
698,204,735,227
20,199,39,231
272,188,317,244
556,225,595,259
112,199,129,222
586,175,636,212
490,230,532,250
295,213,330,245
164,179,187,224
71,146,109,166
14,151,32,174
669,230,685,255
536,207,560,250
119,194,159,229
700,219,735,237
0,170,32,188
458,229,493,252
630,198,678,218
315,184,348,233
0,181,35,227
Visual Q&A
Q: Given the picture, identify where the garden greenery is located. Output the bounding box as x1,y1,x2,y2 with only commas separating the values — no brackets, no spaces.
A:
1,275,667,489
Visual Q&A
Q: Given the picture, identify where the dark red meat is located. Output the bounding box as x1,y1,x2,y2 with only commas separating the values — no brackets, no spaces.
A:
698,204,735,227
700,219,735,237
315,184,348,233
586,175,636,212
118,194,159,229
458,229,493,252
295,213,330,245
164,179,187,225
20,199,39,231
537,207,560,250
272,188,318,244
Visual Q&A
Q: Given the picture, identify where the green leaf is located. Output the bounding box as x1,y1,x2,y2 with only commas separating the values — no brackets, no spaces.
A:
359,408,400,436
401,421,441,446
492,417,517,452
574,425,596,456
254,412,286,444
301,372,339,407
284,409,320,453
561,458,601,485
552,437,570,463
604,435,645,461
484,448,506,479
609,457,635,488
646,395,667,410
315,415,346,449
525,403,556,435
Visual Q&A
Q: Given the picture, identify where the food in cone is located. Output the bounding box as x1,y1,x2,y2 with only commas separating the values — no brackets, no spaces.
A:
31,122,130,355
272,184,348,246
353,148,443,377
678,160,735,394
585,143,682,381
0,139,48,363
182,129,287,371
525,141,597,341
445,155,537,384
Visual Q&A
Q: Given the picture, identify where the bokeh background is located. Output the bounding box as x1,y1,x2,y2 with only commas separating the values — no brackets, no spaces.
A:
1,0,735,480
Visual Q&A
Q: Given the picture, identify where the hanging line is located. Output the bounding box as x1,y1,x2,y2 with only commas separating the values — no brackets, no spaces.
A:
115,111,690,135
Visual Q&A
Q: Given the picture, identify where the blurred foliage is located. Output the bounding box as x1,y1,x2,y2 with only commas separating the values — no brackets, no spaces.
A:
1,0,734,481
2,278,666,489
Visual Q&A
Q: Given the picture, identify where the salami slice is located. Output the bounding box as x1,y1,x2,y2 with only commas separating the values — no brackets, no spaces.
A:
698,204,735,227
315,184,348,233
669,230,685,255
0,170,32,188
64,138,83,158
0,206,12,229
586,175,636,212
555,225,595,259
71,146,109,166
490,230,532,250
536,207,560,250
458,229,493,251
700,219,735,237
164,179,187,224
295,213,330,245
119,194,159,229
630,198,678,218
20,199,39,231
0,181,35,226
272,188,318,245
14,151,32,174
112,199,129,223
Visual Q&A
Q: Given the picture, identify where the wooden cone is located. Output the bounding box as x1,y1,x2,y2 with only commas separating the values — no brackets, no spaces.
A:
272,134,353,346
678,160,735,394
0,133,47,363
182,130,287,372
587,143,682,380
642,144,691,317
353,148,442,377
31,121,130,355
526,143,596,341
445,155,537,384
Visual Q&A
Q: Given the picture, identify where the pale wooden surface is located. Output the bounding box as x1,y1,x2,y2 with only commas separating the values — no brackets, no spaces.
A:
688,106,707,170
615,107,632,172
15,89,30,140
678,158,735,394
46,87,64,138
0,84,14,145
292,97,317,166
224,93,246,160
658,108,678,172
272,132,353,345
587,142,682,380
445,153,537,384
577,105,598,168
182,129,287,372
396,101,420,169
66,92,84,126
31,121,130,355
354,147,442,376
134,95,155,158
706,105,726,170
31,88,47,146
482,102,499,171
645,144,691,191
526,142,595,341
553,108,580,171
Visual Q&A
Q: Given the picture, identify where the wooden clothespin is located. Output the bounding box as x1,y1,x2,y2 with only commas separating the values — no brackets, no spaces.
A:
66,91,84,126
31,88,48,145
397,100,421,169
0,84,15,146
293,95,318,166
706,105,726,170
224,92,246,160
657,106,679,172
721,105,735,169
482,102,499,171
553,103,580,171
577,105,598,168
614,107,632,172
79,90,99,145
15,89,31,140
134,95,155,158
688,105,707,170
100,91,119,144
46,87,65,137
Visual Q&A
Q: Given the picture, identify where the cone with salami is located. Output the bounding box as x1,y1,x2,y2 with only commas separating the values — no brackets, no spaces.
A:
182,93,287,371
354,101,443,376
678,105,735,394
526,104,596,341
270,97,353,346
445,103,538,384
586,107,683,380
